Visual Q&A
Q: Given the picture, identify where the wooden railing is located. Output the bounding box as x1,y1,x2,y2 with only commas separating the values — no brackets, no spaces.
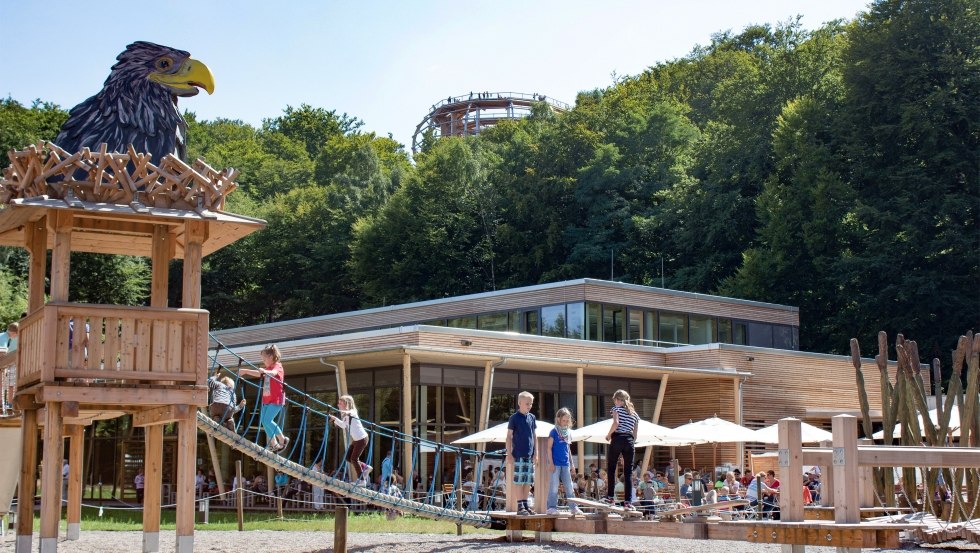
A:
17,302,208,389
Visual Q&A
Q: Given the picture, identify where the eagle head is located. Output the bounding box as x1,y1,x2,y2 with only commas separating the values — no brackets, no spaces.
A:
108,41,215,97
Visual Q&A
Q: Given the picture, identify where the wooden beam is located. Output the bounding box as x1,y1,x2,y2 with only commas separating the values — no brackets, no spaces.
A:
37,385,206,406
50,210,73,302
180,220,206,309
641,374,669,473
206,434,226,495
132,404,191,427
39,402,65,552
61,401,80,418
143,424,163,552
832,414,861,553
16,409,38,553
401,353,413,497
25,216,47,313
150,225,172,308
477,360,494,453
777,418,805,553
175,414,196,552
576,366,585,477
337,359,348,397
66,425,84,540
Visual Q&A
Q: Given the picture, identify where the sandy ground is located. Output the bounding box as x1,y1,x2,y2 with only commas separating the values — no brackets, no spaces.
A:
0,531,975,553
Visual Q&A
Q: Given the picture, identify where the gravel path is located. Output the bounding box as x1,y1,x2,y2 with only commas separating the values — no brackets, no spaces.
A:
0,531,973,553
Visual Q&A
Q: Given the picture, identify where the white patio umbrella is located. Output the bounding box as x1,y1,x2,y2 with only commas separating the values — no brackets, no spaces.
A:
872,405,961,440
451,420,557,444
673,416,759,471
574,418,696,447
752,421,834,444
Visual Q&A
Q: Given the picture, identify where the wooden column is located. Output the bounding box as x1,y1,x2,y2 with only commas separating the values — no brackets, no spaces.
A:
832,415,860,553
576,366,585,477
25,216,47,313
15,409,38,553
641,374,669,473
402,353,413,496
181,220,206,309
66,425,84,540
143,424,163,552
477,360,495,453
777,418,804,553
175,415,196,553
50,211,73,302
150,225,172,308
858,438,875,507
39,403,64,553
733,377,744,470
337,360,348,396
533,436,550,514
818,439,834,507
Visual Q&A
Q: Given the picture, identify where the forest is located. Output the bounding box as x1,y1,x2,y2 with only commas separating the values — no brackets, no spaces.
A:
1,0,976,373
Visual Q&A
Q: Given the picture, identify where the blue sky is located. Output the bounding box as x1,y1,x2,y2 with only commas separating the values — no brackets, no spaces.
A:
3,1,870,149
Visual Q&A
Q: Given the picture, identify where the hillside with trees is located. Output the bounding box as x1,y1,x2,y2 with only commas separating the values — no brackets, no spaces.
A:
1,0,976,373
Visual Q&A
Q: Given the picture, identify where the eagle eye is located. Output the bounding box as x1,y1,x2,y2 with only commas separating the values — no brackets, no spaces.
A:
156,57,174,71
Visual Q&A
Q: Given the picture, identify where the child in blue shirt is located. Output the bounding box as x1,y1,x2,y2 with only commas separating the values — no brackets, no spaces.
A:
546,407,583,515
506,391,536,515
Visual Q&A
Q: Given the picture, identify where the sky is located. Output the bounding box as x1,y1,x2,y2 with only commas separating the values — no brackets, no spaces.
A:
2,1,871,150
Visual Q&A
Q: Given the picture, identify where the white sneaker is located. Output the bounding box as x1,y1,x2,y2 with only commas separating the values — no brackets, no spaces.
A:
570,506,583,516
360,462,373,476
546,508,559,515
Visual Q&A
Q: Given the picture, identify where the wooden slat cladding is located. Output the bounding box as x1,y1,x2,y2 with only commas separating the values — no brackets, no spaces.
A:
658,377,738,469
214,279,797,347
581,282,798,326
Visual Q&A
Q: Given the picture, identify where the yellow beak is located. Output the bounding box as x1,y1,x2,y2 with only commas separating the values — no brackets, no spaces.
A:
149,57,215,96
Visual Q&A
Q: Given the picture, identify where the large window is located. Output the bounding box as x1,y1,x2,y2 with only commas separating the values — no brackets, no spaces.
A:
522,310,539,334
602,305,626,343
478,312,509,331
748,322,774,348
659,312,687,345
566,302,585,339
734,322,748,345
718,319,733,343
773,325,797,350
541,304,566,337
628,309,642,342
689,315,716,345
447,316,476,329
643,311,657,343
586,302,601,341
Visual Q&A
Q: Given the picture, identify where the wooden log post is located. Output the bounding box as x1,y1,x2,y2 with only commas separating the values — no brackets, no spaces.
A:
832,415,860,553
50,211,73,302
25,216,47,313
777,418,804,553
534,435,550,514
15,409,38,553
65,425,84,540
235,461,244,531
818,440,834,507
39,403,65,553
334,506,348,553
175,416,196,553
641,375,669,473
143,424,164,552
402,354,413,497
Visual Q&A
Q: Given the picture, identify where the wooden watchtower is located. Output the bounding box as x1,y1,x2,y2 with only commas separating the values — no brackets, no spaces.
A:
0,143,265,553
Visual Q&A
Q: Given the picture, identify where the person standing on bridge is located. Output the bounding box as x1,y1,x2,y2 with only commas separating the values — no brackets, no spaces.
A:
330,395,372,485
546,407,583,515
238,344,289,452
506,391,536,516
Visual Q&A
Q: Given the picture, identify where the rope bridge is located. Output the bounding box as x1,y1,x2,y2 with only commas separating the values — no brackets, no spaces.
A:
204,335,507,529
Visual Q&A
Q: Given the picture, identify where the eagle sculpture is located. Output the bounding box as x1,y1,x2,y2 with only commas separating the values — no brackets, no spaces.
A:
54,41,214,162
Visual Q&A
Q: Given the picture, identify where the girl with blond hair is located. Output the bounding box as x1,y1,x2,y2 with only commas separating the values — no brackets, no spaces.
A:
330,395,373,485
602,389,639,511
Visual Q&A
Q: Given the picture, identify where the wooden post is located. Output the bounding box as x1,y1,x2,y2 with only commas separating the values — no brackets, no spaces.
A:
777,418,804,553
181,220,206,309
576,366,585,477
641,374,669,473
235,461,244,531
733,377,744,470
334,506,348,553
205,435,226,495
402,353,413,496
39,403,64,553
143,424,163,552
858,438,875,507
832,415,860,553
175,415,196,553
25,216,47,313
66,425,84,540
819,440,834,507
16,409,38,553
50,211,73,302
150,225,172,308
534,436,550,514
477,360,495,453
337,360,348,397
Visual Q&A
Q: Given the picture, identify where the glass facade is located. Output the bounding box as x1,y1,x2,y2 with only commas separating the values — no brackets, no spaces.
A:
422,301,795,350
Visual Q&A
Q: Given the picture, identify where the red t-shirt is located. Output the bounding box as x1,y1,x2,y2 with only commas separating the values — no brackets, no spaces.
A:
262,362,285,405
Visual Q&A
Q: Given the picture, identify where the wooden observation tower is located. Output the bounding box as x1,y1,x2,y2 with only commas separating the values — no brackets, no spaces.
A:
0,142,265,553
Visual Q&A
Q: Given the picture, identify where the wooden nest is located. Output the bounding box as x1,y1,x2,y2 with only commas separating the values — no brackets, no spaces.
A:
1,141,238,211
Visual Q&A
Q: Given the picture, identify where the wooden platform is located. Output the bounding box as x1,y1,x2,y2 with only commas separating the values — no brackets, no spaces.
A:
804,505,914,521
656,499,749,519
721,519,924,549
567,497,643,518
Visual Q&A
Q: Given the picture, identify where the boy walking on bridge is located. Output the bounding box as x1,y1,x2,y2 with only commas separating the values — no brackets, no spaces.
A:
506,391,536,516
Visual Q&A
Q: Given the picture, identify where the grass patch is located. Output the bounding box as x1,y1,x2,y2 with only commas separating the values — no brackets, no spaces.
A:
41,507,493,534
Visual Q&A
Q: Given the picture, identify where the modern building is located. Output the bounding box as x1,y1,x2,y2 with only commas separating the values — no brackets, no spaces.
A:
212,278,901,481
